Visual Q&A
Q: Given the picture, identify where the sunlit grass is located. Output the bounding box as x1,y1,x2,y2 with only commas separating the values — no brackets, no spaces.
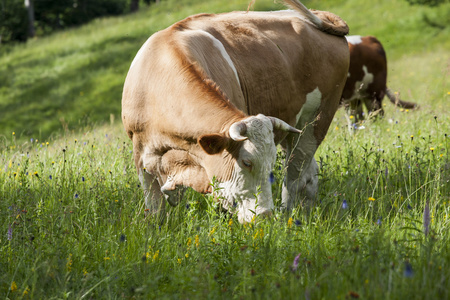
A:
1,100,449,297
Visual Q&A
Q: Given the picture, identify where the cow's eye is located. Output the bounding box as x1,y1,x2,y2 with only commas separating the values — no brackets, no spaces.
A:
242,160,252,168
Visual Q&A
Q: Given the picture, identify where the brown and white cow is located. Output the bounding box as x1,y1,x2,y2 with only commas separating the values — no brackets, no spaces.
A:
122,0,350,223
342,35,417,121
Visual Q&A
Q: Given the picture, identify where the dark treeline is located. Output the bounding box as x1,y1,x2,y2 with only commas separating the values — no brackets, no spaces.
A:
0,0,157,45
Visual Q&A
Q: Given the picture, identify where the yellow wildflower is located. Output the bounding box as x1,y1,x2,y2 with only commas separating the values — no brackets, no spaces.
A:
209,227,216,235
195,235,200,248
83,268,88,276
153,250,159,261
287,217,293,228
185,253,189,258
23,287,30,296
66,253,73,272
368,197,375,201
187,238,192,248
11,281,17,292
177,258,182,264
430,147,434,151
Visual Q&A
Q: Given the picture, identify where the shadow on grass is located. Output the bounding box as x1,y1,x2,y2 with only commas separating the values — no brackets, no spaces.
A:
0,34,147,141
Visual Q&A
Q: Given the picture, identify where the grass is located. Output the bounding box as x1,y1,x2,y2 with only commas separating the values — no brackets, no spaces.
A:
1,111,449,298
1,0,450,298
0,0,449,141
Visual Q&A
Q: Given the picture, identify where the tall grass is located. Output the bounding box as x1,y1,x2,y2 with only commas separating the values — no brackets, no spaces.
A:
1,0,449,298
0,114,448,298
0,0,449,141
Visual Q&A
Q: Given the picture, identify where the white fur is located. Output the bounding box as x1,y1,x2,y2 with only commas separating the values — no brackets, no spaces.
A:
217,114,277,223
348,65,374,101
346,35,363,45
203,31,241,88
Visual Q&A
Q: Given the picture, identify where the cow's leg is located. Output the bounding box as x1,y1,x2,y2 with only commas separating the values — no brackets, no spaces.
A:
138,168,166,216
364,90,385,118
281,88,322,210
281,137,318,210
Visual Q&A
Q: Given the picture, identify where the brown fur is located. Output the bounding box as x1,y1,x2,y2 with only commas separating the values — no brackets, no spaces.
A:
342,35,417,120
122,4,349,205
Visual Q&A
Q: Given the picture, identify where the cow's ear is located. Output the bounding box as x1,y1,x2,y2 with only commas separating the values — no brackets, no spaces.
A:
198,134,228,155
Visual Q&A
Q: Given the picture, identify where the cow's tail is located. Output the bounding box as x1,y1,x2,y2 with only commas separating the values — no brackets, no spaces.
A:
281,0,349,36
386,88,418,109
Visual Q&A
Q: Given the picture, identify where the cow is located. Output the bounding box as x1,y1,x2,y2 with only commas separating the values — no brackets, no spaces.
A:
342,35,418,121
121,0,350,223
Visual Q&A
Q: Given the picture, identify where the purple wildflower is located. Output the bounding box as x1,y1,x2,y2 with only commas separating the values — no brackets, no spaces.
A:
407,204,412,210
294,220,301,226
423,201,430,236
81,176,85,182
120,234,126,242
291,253,301,272
7,225,12,241
75,193,79,199
377,218,382,226
404,261,414,278
49,175,52,180
342,199,348,209
269,172,275,184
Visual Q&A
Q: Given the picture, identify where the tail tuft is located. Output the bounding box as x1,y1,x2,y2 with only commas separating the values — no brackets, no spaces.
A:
280,0,348,36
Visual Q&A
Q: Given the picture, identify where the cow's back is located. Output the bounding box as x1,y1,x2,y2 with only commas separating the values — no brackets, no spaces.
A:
169,11,349,143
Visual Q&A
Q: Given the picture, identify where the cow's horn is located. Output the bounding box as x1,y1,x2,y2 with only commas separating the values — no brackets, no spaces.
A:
229,121,248,141
269,117,302,134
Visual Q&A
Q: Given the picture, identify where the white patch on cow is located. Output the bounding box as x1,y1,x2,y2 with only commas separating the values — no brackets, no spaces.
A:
346,35,363,45
349,65,374,101
202,31,241,88
295,87,322,126
216,114,276,223
129,38,151,70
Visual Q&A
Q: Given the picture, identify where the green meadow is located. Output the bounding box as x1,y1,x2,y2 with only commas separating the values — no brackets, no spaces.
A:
1,0,449,298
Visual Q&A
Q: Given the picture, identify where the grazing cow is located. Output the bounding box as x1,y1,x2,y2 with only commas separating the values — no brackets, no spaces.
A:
122,0,349,223
342,35,417,121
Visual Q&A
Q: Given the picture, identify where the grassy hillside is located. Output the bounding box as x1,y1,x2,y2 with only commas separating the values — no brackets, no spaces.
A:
0,0,448,143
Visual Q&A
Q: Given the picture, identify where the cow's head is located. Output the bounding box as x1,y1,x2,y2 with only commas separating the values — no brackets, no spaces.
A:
198,114,300,223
